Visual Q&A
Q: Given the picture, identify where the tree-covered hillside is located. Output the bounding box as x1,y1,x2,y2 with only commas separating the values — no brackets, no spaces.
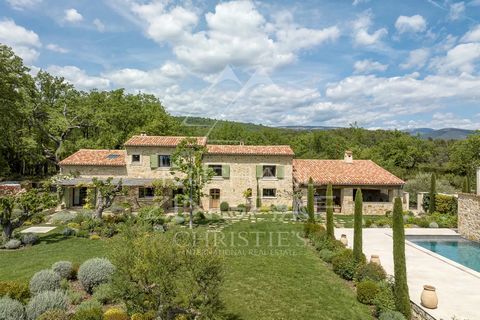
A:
1,44,479,189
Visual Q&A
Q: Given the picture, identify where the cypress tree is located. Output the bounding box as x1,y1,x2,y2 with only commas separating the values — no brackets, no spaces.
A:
256,178,261,209
466,175,471,194
307,177,315,222
462,176,468,193
326,184,334,239
428,173,436,214
393,197,411,319
353,188,363,261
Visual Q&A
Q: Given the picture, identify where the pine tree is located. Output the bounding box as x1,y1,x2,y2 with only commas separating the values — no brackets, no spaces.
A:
428,173,436,214
307,177,315,222
353,188,363,261
393,197,411,319
326,184,334,239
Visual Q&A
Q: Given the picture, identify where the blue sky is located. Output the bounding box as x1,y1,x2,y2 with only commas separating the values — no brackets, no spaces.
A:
1,0,480,129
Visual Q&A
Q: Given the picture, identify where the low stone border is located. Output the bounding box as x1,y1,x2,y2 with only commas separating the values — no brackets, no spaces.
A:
411,301,436,320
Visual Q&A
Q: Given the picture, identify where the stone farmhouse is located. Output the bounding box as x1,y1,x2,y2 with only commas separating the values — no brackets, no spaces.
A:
58,135,408,214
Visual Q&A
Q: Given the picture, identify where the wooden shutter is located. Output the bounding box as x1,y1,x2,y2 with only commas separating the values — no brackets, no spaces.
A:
256,165,263,178
150,154,158,168
222,165,230,178
277,165,285,179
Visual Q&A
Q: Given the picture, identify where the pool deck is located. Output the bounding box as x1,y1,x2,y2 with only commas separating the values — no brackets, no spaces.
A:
336,228,480,320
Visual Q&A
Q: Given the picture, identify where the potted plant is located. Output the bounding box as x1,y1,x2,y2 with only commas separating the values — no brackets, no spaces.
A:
243,188,253,212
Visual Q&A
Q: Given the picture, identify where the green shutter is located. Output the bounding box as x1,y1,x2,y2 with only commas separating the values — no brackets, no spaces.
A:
256,165,263,178
277,165,285,179
150,154,158,168
222,165,230,178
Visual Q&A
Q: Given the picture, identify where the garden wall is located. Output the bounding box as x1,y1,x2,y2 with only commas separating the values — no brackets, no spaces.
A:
458,193,480,242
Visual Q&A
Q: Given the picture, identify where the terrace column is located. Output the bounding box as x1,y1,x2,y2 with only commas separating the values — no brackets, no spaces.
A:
477,168,480,195
341,188,354,215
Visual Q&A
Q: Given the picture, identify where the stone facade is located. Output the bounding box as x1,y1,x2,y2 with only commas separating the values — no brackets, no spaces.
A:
300,186,408,215
201,154,293,210
61,165,127,177
458,193,480,242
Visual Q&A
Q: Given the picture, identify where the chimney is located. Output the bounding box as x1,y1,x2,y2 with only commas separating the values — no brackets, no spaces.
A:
344,150,353,164
140,131,147,136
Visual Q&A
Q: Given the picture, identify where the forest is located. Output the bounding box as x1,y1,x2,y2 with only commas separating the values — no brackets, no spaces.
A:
1,44,479,195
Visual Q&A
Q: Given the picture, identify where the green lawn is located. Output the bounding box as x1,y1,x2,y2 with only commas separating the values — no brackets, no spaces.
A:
1,218,373,319
0,228,108,281
333,214,387,228
220,219,373,320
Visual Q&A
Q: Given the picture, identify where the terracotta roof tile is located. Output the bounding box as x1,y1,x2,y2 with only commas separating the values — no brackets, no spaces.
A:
293,159,405,186
124,135,207,147
206,144,294,156
59,149,126,166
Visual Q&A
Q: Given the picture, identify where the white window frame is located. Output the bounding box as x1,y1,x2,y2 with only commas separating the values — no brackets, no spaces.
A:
262,164,277,179
131,154,141,165
158,155,171,168
208,164,223,178
262,188,277,198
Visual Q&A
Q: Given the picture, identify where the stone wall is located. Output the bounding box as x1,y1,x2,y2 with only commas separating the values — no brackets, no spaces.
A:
458,193,480,241
61,165,127,177
201,154,293,210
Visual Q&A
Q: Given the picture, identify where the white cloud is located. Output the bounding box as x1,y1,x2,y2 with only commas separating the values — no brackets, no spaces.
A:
461,24,480,42
430,43,480,74
104,62,186,88
0,19,41,63
46,43,68,53
352,0,370,6
46,65,110,90
131,2,198,42
93,19,105,32
130,0,340,73
6,0,41,10
64,8,83,23
395,15,427,34
352,11,388,46
449,2,465,21
353,59,388,73
401,48,430,69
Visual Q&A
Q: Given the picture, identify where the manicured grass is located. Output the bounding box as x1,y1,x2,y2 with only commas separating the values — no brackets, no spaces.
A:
0,228,108,281
220,219,373,320
333,214,387,228
1,217,373,319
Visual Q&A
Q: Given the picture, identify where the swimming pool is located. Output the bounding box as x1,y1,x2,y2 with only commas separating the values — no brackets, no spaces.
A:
407,235,480,273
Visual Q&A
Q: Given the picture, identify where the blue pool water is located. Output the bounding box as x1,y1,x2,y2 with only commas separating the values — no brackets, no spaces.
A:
408,236,480,273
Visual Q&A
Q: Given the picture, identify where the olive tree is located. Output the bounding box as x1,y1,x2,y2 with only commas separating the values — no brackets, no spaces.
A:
170,138,213,229
0,188,57,241
85,177,124,219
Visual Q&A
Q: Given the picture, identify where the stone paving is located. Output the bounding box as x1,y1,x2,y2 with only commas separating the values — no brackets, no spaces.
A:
336,228,479,320
20,226,57,234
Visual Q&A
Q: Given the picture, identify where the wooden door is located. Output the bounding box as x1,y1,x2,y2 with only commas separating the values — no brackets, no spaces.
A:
209,189,220,209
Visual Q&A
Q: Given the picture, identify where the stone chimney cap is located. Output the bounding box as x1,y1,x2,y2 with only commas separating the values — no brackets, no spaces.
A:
344,150,353,163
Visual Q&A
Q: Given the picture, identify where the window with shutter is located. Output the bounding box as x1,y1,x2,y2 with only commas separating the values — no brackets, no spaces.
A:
222,165,230,178
150,154,159,168
256,165,263,178
277,165,285,179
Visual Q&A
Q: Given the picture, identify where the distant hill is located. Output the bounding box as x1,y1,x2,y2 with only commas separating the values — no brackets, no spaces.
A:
175,117,475,140
404,128,476,140
277,125,340,131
